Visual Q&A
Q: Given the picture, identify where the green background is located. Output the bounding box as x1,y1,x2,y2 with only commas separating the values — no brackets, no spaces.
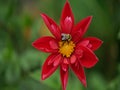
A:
0,0,120,90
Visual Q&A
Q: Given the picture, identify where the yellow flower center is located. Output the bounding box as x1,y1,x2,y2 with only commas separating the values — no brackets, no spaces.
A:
59,41,75,57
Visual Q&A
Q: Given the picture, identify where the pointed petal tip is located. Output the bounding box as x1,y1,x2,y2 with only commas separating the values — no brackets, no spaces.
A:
32,41,37,48
100,40,104,46
83,16,93,25
41,73,48,80
97,38,103,44
40,13,49,21
86,58,99,68
40,13,45,16
32,40,41,50
40,13,61,40
100,40,104,44
81,78,87,88
63,87,66,90
40,13,46,19
94,38,103,50
84,83,87,88
41,74,45,80
89,16,93,18
101,40,104,43
82,37,103,51
32,42,35,47
64,0,71,10
65,0,69,4
87,16,93,21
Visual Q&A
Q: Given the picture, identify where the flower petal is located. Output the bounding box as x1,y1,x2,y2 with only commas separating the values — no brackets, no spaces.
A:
81,37,103,51
60,0,74,33
63,58,69,65
60,63,69,90
72,29,83,43
70,61,87,87
53,54,62,66
41,13,61,40
41,54,61,80
70,54,77,64
77,45,98,68
32,36,58,53
72,16,92,43
77,39,89,47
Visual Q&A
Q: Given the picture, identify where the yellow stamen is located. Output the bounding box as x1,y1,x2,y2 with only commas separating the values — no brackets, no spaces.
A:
59,41,75,57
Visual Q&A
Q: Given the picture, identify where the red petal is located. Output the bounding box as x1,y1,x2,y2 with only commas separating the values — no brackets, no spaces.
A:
60,1,74,33
41,54,61,80
32,36,58,53
53,54,62,66
77,45,98,68
70,61,87,87
60,63,69,90
81,37,103,51
41,13,61,40
77,39,89,47
70,55,77,64
63,58,69,65
72,29,82,43
72,16,92,43
61,58,69,72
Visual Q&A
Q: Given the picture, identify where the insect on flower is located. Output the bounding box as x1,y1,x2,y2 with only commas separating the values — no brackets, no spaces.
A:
61,33,72,41
32,0,103,90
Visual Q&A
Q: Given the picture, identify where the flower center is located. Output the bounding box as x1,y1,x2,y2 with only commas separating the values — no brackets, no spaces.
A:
59,34,75,58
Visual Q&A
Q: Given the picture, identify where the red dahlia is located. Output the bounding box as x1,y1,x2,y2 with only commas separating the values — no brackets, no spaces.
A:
32,1,103,90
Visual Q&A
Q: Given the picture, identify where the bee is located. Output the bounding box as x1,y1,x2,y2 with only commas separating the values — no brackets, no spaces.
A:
61,33,72,41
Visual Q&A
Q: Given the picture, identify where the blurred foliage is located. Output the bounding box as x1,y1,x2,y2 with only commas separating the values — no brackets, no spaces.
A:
0,0,120,90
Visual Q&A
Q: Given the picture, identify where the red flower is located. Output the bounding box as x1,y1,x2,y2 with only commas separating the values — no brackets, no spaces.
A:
32,1,102,90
